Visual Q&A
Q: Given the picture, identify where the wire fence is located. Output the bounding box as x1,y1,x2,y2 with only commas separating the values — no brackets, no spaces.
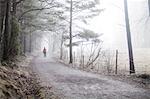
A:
61,48,150,75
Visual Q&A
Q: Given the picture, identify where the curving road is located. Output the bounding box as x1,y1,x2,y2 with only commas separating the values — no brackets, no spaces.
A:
32,55,150,99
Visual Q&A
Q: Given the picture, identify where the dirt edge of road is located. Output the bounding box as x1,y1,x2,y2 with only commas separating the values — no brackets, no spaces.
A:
56,58,150,90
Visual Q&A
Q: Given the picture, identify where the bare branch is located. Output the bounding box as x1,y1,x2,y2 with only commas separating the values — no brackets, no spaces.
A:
16,0,25,5
18,5,58,20
86,48,101,67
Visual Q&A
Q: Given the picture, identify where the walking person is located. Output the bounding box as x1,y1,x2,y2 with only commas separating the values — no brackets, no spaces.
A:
43,47,47,57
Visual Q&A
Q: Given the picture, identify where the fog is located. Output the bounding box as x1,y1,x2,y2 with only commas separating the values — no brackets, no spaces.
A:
86,0,150,74
89,0,150,49
12,0,149,74
1,0,150,98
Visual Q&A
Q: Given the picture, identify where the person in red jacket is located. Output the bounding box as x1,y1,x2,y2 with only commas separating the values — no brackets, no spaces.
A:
43,47,47,57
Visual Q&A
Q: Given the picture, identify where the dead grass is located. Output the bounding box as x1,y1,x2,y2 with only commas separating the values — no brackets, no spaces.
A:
138,74,150,79
0,56,60,99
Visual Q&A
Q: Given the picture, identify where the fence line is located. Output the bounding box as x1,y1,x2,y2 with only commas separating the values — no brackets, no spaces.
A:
62,49,150,75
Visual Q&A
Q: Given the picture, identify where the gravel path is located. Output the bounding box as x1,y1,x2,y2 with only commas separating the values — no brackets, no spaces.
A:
32,55,150,99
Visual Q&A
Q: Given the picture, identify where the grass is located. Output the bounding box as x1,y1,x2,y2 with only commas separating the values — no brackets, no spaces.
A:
138,74,150,79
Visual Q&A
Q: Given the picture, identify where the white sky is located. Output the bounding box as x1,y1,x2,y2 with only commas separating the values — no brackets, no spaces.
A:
88,0,148,49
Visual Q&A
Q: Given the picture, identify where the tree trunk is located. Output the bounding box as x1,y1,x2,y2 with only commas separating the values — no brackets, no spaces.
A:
115,50,118,74
0,0,2,61
0,0,7,62
60,34,63,60
3,0,11,60
69,0,73,64
0,0,2,33
8,0,22,58
124,0,135,74
148,0,150,16
29,32,32,53
12,0,17,16
23,33,26,53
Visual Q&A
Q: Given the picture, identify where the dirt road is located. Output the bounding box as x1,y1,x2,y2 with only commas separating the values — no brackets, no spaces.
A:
32,55,150,99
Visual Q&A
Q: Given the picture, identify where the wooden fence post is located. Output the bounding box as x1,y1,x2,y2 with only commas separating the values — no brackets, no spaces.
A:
74,52,75,63
115,50,118,74
73,52,75,67
82,55,84,69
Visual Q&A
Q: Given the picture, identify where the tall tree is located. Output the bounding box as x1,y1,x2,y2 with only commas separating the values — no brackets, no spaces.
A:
0,0,3,62
0,0,3,61
148,0,150,16
69,0,73,63
67,0,101,64
124,0,135,74
0,0,10,61
3,0,11,60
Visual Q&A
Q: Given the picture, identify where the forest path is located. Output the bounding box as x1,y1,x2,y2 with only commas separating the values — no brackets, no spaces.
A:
32,55,150,99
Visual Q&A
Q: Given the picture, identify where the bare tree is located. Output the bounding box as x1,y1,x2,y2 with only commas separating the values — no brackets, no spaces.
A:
124,0,135,74
69,0,73,64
